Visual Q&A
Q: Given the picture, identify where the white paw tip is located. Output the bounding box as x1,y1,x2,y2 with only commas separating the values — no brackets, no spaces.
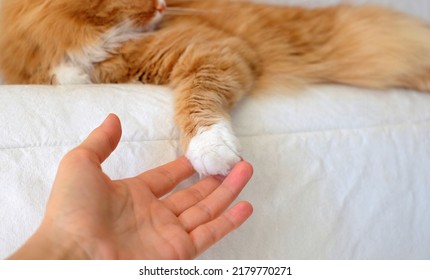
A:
53,63,92,85
186,120,241,176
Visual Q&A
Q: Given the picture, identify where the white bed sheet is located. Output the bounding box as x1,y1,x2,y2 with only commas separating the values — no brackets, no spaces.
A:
1,84,429,259
1,0,430,260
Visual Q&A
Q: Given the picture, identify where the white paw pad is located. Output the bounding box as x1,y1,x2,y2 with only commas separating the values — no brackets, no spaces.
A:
186,120,241,176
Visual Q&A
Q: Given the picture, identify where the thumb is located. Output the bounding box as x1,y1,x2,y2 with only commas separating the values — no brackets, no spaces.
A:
78,114,122,164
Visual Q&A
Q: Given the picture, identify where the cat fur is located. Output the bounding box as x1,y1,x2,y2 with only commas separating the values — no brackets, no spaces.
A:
1,0,430,175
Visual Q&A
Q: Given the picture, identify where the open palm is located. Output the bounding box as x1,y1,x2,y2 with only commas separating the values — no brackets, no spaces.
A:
39,114,253,259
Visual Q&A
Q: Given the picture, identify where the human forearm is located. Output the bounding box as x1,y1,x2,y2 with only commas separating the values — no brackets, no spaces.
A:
7,223,88,260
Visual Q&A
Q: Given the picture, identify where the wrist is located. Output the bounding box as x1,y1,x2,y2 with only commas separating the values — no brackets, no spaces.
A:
8,222,89,260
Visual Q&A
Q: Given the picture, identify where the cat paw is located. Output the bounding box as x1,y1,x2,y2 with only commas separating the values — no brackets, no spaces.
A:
52,63,92,85
186,120,241,176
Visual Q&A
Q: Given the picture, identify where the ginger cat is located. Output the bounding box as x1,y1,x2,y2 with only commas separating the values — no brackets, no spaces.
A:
1,0,430,175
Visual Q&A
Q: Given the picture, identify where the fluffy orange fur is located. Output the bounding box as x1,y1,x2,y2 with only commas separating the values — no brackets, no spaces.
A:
0,0,162,83
1,0,430,174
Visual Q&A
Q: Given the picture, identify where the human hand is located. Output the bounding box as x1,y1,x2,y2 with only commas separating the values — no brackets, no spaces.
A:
8,114,253,260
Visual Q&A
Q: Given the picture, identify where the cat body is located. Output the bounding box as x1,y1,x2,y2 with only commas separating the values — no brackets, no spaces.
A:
0,0,166,84
1,0,430,175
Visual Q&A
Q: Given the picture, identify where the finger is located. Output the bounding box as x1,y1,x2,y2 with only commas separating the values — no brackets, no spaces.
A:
127,156,195,197
191,201,253,257
162,175,223,215
77,114,122,164
178,161,253,232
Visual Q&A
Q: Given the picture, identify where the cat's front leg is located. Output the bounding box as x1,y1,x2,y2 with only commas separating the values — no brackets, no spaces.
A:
171,42,258,176
52,63,92,85
174,83,244,176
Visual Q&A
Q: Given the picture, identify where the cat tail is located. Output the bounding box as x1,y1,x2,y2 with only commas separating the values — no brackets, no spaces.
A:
259,5,430,92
